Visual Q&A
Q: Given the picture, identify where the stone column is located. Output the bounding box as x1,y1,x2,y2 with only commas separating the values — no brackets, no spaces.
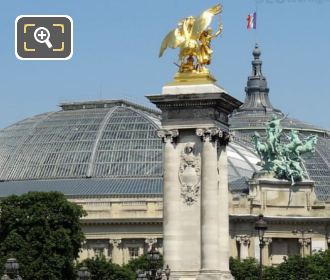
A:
217,137,231,274
110,239,122,265
196,128,221,275
236,235,250,260
104,246,109,259
79,241,89,261
263,238,272,266
299,238,311,257
158,129,180,272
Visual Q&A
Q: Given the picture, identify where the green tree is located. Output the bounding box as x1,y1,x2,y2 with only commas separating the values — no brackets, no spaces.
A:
264,255,308,280
231,250,330,280
229,257,259,280
79,256,135,280
263,251,330,280
306,250,330,279
124,253,163,274
0,192,86,280
78,253,164,280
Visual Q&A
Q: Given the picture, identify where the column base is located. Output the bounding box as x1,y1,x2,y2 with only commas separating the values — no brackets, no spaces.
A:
169,270,199,280
196,270,234,280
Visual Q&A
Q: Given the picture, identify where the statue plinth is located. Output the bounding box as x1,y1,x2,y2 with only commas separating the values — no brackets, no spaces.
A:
149,85,241,130
167,71,217,86
162,72,224,95
248,177,317,216
252,170,277,180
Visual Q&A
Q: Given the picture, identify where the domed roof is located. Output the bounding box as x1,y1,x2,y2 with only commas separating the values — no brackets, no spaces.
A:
0,101,162,181
0,100,259,197
230,45,330,200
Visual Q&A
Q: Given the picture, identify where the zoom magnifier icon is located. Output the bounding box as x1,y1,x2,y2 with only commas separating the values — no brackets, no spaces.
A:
16,15,73,60
34,27,53,49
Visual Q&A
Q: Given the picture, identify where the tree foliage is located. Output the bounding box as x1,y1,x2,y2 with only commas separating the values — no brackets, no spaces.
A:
229,257,259,280
78,256,135,280
230,250,330,280
124,252,163,273
78,253,163,280
0,192,86,280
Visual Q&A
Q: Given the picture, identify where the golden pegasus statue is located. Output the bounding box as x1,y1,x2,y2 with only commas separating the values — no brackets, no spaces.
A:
159,4,223,84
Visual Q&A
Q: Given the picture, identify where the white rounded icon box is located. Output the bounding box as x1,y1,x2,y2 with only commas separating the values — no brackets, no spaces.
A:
15,15,73,60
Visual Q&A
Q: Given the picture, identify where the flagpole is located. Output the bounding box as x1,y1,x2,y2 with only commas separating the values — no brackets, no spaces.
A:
255,0,259,45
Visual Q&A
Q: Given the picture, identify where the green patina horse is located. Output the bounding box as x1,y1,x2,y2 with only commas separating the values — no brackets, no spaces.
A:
252,116,318,185
296,134,318,155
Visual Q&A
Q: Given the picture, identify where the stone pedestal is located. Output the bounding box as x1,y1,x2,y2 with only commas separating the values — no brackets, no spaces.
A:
147,84,241,280
162,83,227,95
248,175,317,217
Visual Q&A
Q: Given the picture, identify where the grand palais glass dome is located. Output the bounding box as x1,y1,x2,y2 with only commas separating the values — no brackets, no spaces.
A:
0,99,259,197
0,46,329,200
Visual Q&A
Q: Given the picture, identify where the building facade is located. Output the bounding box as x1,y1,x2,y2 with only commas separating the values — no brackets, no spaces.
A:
0,46,329,266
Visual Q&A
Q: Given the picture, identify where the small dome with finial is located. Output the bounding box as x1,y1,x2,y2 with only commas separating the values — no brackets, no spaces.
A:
253,43,261,59
236,44,279,113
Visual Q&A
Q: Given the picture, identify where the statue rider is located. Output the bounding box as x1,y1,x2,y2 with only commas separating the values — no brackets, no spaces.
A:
266,115,286,153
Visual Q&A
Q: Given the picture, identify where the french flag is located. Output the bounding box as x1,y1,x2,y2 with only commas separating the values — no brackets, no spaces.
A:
247,12,257,29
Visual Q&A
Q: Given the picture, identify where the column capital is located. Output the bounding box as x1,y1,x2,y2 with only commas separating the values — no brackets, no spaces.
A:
110,239,122,247
196,127,222,142
81,240,88,249
298,238,311,246
236,235,250,246
219,132,231,146
145,237,158,246
264,237,272,246
196,127,230,145
157,129,179,143
145,238,158,251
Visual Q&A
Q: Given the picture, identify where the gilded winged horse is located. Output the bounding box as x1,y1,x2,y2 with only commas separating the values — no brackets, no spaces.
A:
159,4,223,73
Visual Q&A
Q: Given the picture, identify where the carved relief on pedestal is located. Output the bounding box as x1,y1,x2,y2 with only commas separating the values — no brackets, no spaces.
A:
157,129,179,143
179,143,201,205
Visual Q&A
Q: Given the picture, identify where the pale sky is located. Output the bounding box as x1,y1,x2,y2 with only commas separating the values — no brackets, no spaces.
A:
0,0,329,129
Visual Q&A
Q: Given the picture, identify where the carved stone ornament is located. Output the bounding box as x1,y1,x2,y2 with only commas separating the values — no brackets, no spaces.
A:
196,127,223,142
157,129,179,143
179,143,201,205
110,239,122,247
299,238,311,247
145,238,158,250
264,237,272,246
145,238,158,246
236,235,250,246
